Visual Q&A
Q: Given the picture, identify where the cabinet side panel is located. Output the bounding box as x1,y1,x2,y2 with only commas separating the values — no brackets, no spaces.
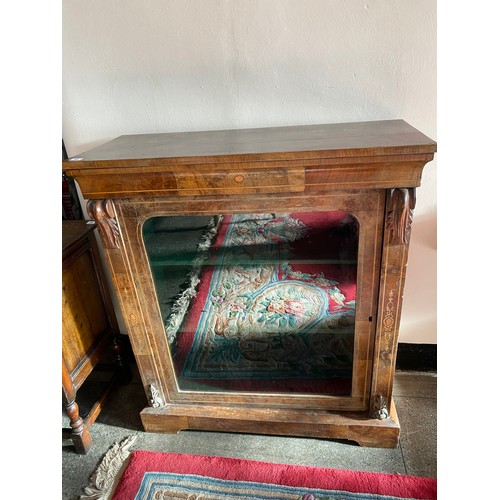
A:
62,250,108,372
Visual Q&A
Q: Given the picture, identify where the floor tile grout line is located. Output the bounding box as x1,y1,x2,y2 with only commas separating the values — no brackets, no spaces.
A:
398,439,409,476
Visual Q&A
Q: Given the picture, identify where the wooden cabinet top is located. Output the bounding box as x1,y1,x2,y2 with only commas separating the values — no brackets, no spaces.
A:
65,120,435,166
63,120,436,199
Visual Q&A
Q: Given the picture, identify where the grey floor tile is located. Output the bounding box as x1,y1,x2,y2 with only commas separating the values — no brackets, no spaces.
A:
134,430,406,474
292,438,406,474
395,395,437,478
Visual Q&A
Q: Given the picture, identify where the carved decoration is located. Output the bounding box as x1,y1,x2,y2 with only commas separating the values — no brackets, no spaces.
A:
147,384,164,408
372,395,389,420
386,188,416,245
87,199,120,249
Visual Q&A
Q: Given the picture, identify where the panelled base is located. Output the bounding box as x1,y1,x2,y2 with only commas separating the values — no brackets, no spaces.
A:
140,399,400,448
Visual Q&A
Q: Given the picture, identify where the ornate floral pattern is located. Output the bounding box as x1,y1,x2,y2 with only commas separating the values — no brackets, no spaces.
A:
178,214,357,380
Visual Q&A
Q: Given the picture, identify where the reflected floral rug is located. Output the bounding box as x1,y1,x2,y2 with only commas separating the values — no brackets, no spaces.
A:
168,212,359,394
81,437,437,500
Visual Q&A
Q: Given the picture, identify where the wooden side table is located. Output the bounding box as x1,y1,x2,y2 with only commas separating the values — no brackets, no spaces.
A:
62,220,130,454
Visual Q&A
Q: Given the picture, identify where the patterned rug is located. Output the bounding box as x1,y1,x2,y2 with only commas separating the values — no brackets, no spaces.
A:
81,437,437,500
148,212,359,394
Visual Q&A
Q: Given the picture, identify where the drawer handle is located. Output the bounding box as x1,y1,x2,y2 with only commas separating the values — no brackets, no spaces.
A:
234,175,245,183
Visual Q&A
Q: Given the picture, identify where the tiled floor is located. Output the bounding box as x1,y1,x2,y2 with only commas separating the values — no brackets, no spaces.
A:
62,365,436,500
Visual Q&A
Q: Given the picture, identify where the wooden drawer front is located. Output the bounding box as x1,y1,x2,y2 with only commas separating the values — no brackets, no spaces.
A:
175,168,305,195
75,167,305,198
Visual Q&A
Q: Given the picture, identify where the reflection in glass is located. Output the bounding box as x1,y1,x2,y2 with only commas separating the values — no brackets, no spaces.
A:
143,212,358,395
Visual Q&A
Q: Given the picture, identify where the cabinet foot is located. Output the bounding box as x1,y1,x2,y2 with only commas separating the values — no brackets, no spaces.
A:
140,400,400,448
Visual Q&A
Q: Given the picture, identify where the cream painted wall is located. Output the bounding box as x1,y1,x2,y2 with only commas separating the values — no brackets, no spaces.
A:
62,0,436,344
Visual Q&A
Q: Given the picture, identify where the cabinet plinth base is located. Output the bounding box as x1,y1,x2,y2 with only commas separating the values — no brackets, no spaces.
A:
140,399,400,448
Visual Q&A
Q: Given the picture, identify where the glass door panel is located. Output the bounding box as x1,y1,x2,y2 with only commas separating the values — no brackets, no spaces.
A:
143,212,359,396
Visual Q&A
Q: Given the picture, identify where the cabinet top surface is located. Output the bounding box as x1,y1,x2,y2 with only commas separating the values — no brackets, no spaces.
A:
64,120,436,168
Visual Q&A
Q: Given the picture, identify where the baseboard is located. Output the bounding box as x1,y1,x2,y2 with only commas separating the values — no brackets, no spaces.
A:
396,343,436,372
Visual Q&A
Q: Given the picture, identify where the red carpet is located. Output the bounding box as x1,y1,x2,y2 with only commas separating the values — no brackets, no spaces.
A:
112,450,437,499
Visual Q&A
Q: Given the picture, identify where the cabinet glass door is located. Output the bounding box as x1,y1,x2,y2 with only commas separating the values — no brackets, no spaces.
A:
143,212,359,396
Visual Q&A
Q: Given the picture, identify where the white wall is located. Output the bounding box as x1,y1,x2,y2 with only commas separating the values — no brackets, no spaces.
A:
62,0,436,344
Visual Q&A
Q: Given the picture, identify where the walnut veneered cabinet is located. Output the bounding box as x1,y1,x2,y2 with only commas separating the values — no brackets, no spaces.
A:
63,120,436,447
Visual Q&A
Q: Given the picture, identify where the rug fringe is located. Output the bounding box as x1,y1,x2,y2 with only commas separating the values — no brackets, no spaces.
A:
164,215,222,345
80,435,137,500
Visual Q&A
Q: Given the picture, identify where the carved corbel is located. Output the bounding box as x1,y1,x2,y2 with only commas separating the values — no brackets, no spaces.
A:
87,199,120,249
386,188,416,245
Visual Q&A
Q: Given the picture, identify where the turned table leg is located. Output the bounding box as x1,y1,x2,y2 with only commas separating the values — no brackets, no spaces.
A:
64,398,92,454
62,359,92,454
